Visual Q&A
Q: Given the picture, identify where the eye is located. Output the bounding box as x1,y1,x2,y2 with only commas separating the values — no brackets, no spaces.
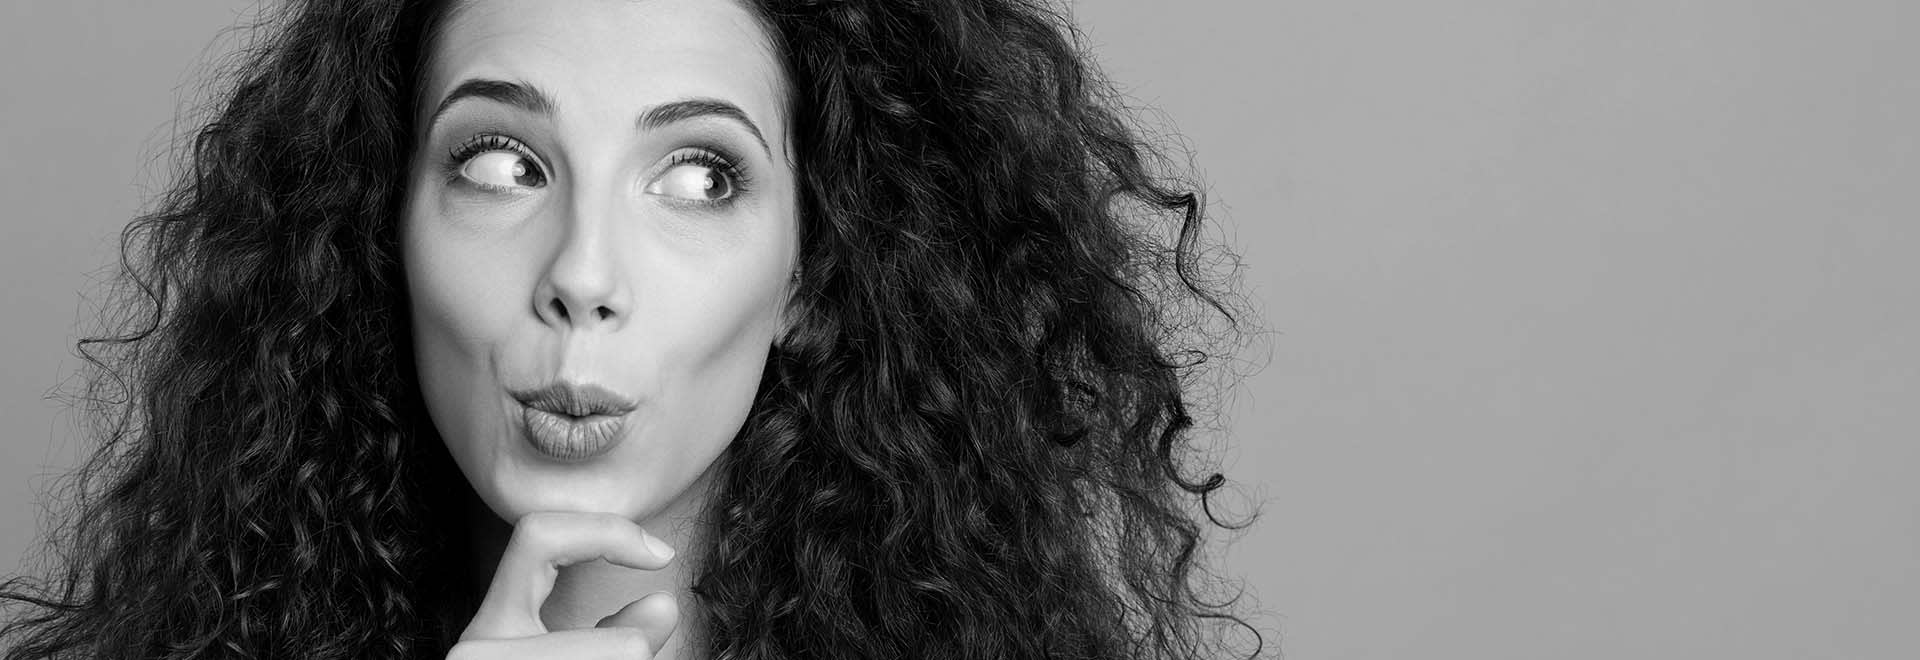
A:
449,135,547,190
645,151,741,203
460,151,546,189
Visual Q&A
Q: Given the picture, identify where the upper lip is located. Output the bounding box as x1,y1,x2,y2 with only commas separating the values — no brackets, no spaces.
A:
509,381,638,417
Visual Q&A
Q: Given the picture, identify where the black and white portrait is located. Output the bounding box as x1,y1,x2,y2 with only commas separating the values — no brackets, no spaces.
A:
3,2,1914,660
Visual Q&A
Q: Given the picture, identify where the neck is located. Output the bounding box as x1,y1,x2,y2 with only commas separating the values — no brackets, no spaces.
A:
463,462,722,660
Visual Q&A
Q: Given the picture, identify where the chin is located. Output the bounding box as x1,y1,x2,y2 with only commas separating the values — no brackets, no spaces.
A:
478,464,652,523
468,432,726,526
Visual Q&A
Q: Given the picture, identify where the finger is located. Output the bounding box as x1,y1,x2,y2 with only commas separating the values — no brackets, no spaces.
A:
596,591,679,653
447,627,655,660
463,511,677,641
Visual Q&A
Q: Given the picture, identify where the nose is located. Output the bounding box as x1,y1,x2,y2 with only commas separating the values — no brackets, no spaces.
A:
532,192,630,332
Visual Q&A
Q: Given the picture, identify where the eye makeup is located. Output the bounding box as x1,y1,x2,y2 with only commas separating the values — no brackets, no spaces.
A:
651,145,754,209
435,128,758,212
442,133,548,193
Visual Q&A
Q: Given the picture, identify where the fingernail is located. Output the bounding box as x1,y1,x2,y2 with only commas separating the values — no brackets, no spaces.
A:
643,530,676,560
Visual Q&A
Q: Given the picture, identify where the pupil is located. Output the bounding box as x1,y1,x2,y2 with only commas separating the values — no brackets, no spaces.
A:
512,158,542,186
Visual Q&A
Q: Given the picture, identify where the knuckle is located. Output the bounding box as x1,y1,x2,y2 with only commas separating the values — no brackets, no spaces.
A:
512,511,568,550
608,628,653,658
515,511,559,537
444,640,484,660
460,611,516,641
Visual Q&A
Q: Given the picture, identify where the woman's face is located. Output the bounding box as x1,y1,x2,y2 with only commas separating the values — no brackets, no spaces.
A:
401,0,795,523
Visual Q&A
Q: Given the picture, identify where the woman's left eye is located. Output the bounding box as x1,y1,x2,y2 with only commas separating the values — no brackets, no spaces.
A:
645,156,738,202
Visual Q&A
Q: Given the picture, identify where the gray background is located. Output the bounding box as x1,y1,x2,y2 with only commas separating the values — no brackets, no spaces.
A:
4,1,1916,659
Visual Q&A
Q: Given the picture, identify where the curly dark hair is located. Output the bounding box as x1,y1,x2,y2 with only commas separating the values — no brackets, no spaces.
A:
1,0,1267,659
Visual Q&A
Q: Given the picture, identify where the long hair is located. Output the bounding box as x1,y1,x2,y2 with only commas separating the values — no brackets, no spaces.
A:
1,1,1267,659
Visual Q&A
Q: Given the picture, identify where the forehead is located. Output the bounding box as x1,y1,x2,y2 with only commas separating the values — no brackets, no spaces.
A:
419,0,786,138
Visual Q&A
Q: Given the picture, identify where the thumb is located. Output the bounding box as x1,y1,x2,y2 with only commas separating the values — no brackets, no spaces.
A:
596,591,679,652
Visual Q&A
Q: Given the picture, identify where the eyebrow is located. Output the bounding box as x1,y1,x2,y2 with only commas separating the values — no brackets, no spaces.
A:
426,78,773,159
427,78,556,128
640,98,772,159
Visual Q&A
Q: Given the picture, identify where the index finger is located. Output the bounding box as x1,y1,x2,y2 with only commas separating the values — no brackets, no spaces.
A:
462,511,677,641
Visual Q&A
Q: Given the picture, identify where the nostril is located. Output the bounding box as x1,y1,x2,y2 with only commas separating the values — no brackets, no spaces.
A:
550,299,570,322
594,306,613,321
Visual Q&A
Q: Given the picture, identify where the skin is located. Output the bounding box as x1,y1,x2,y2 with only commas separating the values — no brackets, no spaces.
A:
399,0,796,656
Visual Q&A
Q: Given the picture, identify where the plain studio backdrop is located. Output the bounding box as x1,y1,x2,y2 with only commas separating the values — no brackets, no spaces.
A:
3,1,1916,659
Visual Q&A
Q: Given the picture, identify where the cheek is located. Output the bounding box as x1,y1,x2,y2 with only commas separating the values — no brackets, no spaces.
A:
401,178,541,353
655,261,784,392
406,227,510,364
646,227,793,432
401,203,529,449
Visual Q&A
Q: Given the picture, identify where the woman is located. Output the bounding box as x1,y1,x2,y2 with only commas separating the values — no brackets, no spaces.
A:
2,0,1262,658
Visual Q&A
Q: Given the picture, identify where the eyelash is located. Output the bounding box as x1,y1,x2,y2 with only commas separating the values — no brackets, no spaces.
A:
666,147,754,205
441,133,754,205
444,134,542,191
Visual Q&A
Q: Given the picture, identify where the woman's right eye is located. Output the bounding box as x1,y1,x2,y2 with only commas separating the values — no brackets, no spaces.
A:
459,150,547,190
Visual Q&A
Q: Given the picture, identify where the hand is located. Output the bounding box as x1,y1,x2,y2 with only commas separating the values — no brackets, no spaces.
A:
447,511,681,659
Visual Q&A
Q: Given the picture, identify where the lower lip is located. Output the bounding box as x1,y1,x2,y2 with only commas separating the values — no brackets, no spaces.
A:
519,405,627,462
